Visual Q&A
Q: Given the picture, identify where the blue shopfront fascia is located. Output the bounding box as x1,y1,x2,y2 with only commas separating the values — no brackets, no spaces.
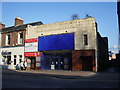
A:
38,33,74,51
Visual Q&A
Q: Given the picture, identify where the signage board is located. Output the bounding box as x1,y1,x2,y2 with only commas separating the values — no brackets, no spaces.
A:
25,38,38,52
24,52,40,57
25,38,38,43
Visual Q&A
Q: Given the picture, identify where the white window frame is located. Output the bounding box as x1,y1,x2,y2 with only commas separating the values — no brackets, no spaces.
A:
18,32,24,44
6,34,10,45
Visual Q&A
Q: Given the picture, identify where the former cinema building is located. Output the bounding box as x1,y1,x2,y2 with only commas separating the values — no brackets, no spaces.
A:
26,17,109,72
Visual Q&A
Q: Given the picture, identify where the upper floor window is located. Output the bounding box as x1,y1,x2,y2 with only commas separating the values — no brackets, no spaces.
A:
6,34,10,45
18,32,24,44
83,34,88,45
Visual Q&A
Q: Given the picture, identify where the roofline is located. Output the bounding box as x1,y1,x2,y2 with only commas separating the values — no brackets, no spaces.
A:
1,21,43,32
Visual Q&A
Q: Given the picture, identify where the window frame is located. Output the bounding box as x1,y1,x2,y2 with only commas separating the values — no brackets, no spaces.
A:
6,34,11,45
18,32,24,44
83,34,88,45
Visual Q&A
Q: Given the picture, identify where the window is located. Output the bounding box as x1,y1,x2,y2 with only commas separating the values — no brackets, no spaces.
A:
14,59,16,65
19,55,22,63
19,59,22,63
14,55,17,58
7,56,11,65
14,55,17,65
18,32,23,44
83,34,88,45
6,34,10,45
19,55,22,58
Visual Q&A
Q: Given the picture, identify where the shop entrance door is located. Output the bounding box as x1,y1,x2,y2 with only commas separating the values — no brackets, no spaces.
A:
28,57,36,70
51,56,59,70
81,56,93,71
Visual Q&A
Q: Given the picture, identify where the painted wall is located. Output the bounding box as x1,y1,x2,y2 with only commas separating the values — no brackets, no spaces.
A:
0,46,24,69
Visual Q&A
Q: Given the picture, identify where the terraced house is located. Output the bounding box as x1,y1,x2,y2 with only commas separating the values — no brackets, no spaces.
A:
0,17,43,69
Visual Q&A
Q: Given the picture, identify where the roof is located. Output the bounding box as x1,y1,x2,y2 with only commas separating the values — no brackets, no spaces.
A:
1,21,43,33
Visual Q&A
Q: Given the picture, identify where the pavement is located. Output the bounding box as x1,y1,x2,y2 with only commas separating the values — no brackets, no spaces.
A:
2,69,97,79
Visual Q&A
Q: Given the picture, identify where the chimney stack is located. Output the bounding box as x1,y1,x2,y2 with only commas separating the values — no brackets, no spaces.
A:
0,23,5,29
14,17,23,26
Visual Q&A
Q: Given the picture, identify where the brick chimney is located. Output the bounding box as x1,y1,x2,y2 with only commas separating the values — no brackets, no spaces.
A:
14,17,23,26
0,23,5,29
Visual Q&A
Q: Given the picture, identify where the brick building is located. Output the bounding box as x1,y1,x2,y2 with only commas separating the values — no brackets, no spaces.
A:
0,17,43,69
0,23,5,64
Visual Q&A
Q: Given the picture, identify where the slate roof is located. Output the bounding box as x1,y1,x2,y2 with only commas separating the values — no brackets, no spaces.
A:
0,21,43,33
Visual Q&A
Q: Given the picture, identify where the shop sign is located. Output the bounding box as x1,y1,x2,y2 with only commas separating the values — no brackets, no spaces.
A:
25,38,38,52
25,38,38,43
25,42,38,52
1,51,11,56
24,52,41,57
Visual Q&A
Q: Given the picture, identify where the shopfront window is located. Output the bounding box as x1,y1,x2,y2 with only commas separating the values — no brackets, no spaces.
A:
64,57,68,70
14,55,17,65
19,55,22,62
7,56,11,65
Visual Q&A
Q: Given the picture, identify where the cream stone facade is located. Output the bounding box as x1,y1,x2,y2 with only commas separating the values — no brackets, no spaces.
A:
26,17,97,51
26,17,108,72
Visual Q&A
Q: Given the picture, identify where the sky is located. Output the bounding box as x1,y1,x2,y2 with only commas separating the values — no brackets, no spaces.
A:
1,1,119,53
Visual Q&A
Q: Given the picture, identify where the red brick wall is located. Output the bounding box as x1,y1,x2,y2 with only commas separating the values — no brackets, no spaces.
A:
1,30,26,47
72,50,96,71
1,33,6,46
14,18,23,26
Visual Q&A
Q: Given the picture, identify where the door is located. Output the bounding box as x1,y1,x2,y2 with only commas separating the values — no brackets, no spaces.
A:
54,57,59,70
45,56,51,69
81,56,93,71
59,57,64,70
30,57,36,69
51,56,59,70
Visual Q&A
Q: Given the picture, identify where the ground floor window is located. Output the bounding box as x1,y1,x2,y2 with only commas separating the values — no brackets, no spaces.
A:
19,55,22,63
14,59,16,65
2,56,11,65
14,55,17,65
7,56,11,65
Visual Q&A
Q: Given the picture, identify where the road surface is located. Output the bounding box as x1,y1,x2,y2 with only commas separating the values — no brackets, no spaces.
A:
2,67,120,88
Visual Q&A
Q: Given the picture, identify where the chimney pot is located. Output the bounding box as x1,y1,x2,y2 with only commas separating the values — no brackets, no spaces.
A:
0,23,5,29
14,17,24,26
